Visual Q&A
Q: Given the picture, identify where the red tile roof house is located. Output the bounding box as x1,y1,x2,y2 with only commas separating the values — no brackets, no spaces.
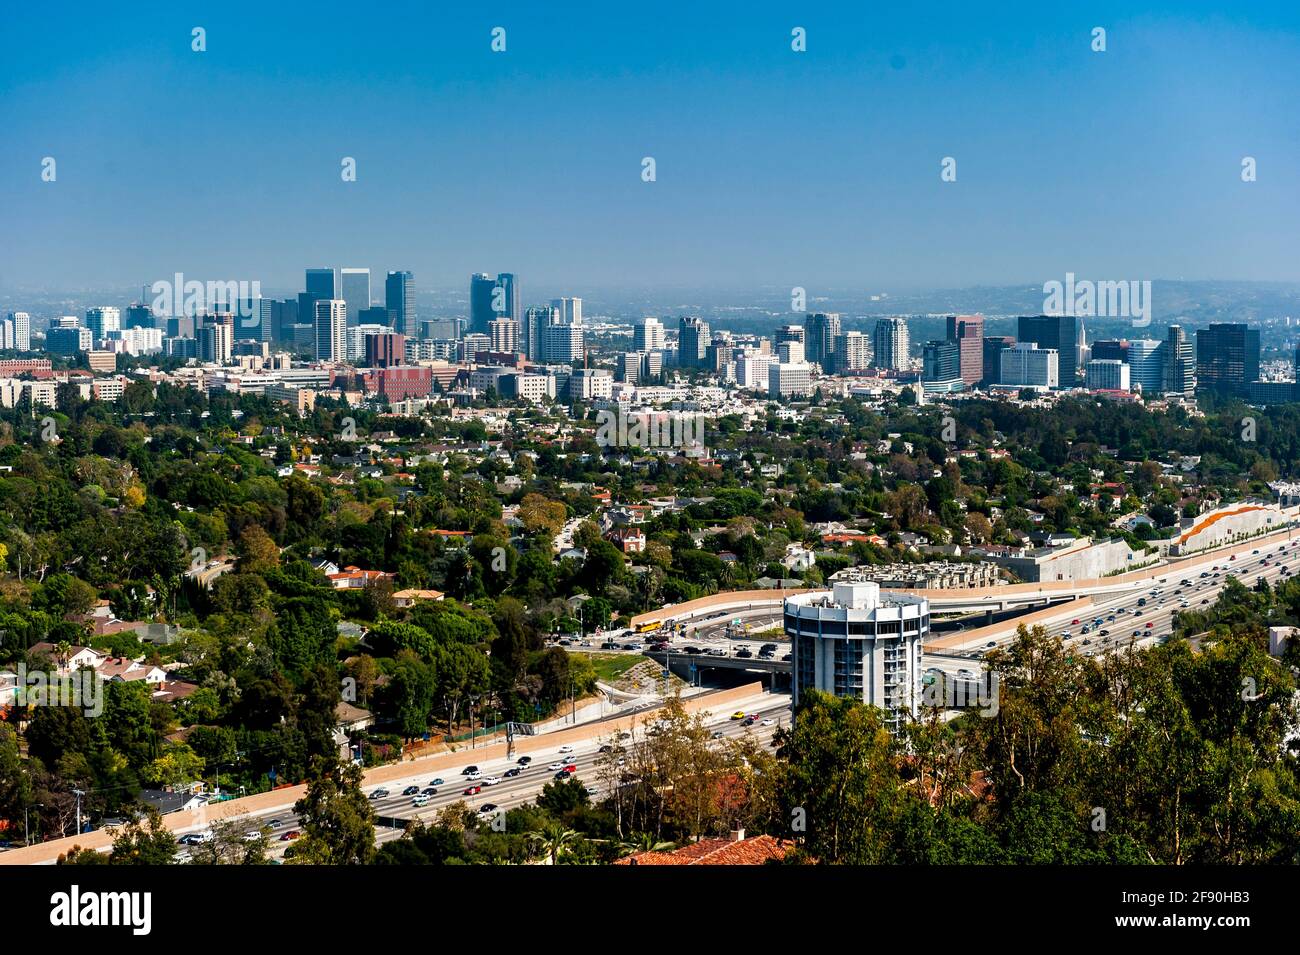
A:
327,567,398,590
616,830,792,865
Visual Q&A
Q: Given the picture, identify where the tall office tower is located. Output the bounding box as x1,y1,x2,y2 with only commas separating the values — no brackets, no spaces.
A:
804,312,842,371
359,306,393,327
1090,339,1129,362
86,307,121,339
47,327,93,354
833,331,871,373
314,299,347,363
254,298,276,343
489,318,520,353
921,340,962,387
678,317,710,367
617,351,643,384
340,268,371,325
1017,314,1078,387
470,273,497,335
551,297,582,326
1086,359,1131,391
777,340,805,364
524,305,559,361
277,299,299,342
633,317,666,352
198,314,234,364
872,317,910,370
6,312,30,352
497,274,521,323
981,336,1014,387
1196,323,1260,393
0,319,14,350
544,323,584,364
998,343,1059,389
775,324,806,346
385,270,415,338
945,313,984,386
641,350,664,380
125,303,152,329
55,316,79,328
785,583,928,735
1164,324,1194,397
306,268,338,300
1126,339,1166,395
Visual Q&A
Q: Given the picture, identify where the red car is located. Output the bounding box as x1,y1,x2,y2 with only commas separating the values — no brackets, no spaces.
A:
1145,622,1154,628
463,785,482,796
1071,619,1080,625
562,764,577,773
279,829,301,841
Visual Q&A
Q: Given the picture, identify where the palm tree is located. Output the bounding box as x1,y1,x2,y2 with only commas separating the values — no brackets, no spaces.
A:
618,831,675,857
528,824,578,865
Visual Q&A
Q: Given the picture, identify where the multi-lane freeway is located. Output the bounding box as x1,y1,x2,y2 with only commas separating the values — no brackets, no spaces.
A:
181,692,793,860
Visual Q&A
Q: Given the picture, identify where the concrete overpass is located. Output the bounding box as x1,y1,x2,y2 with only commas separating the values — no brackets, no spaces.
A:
629,525,1300,635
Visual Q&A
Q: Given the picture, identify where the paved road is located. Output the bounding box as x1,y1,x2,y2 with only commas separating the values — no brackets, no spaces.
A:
189,692,791,858
923,533,1299,679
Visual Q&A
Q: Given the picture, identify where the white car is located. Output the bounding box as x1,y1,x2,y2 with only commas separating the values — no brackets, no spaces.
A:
558,745,574,754
412,795,431,807
548,762,565,771
465,771,482,780
481,776,502,786
760,718,775,726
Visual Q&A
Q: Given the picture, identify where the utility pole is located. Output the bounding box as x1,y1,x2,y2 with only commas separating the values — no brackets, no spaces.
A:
72,790,85,836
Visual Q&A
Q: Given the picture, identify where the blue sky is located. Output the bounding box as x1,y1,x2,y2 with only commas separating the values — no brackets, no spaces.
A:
2,1,1298,294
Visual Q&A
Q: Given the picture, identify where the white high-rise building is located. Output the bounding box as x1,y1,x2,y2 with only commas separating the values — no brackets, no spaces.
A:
872,317,910,370
777,340,805,364
314,299,347,363
6,313,30,352
489,318,520,353
545,323,584,363
998,342,1059,389
785,583,929,735
736,352,777,391
551,297,583,326
340,269,371,325
834,331,871,373
633,317,665,352
347,323,396,362
769,361,813,398
1085,358,1130,391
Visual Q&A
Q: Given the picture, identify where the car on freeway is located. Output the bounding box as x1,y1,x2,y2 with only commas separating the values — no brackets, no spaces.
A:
1131,630,1141,637
369,788,389,800
279,830,301,841
177,832,211,845
402,785,420,796
558,744,574,754
478,804,498,815
731,711,746,720
782,653,793,662
481,776,502,786
504,768,521,778
422,787,438,795
461,766,479,776
554,769,572,780
243,830,264,842
463,785,482,796
711,730,725,739
761,718,776,726
585,786,601,797
736,648,753,658
516,756,532,766
986,641,996,648
1100,629,1110,636
1071,618,1080,625
562,764,577,773
429,778,445,786
1145,622,1154,628
548,761,565,770
683,646,703,655
412,795,431,807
